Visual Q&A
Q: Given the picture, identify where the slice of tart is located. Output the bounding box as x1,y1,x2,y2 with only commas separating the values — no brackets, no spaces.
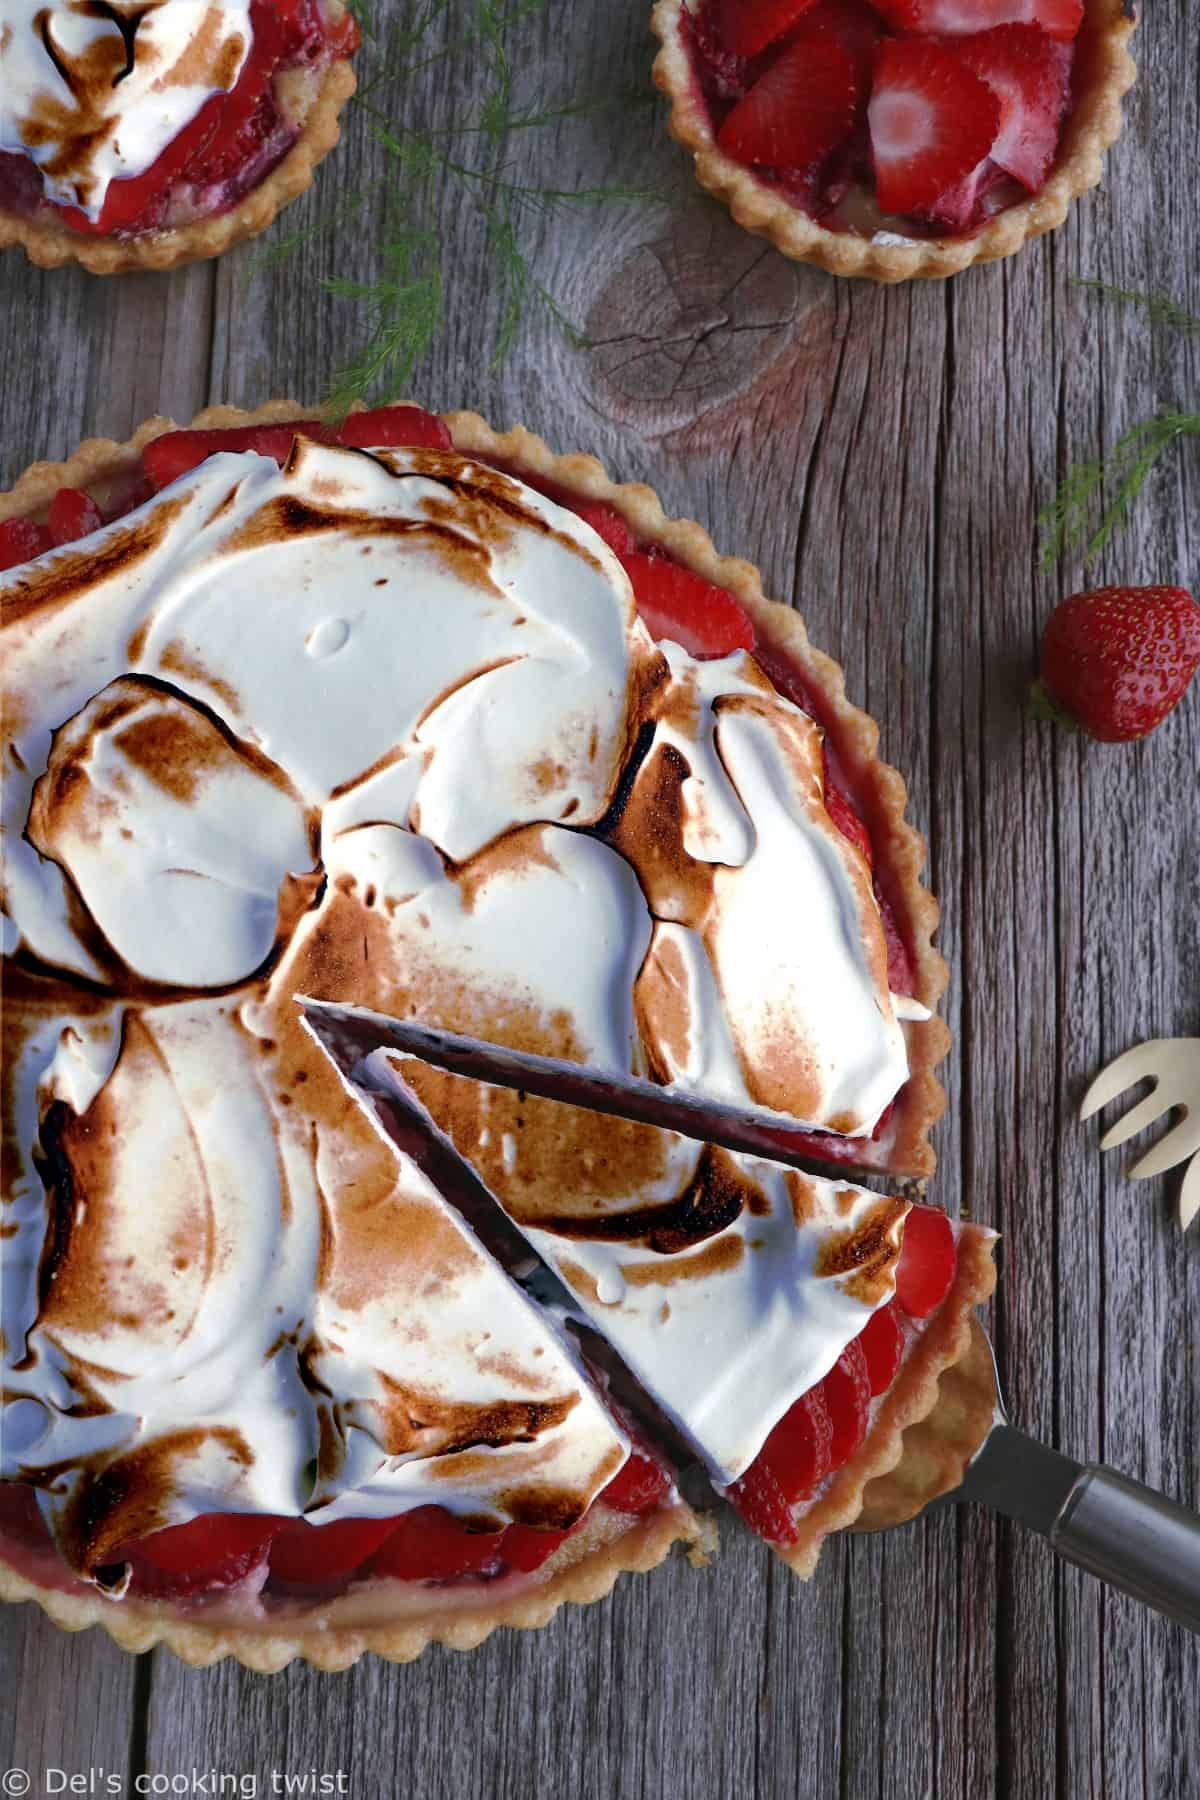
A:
1,404,995,1667
651,0,1137,280
0,0,359,274
324,1037,996,1575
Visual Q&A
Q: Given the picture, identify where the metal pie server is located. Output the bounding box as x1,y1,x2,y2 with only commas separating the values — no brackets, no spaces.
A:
930,1326,1200,1634
299,999,1200,1634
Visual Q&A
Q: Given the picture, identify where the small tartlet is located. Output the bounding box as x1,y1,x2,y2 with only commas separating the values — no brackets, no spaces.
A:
650,0,1138,282
0,403,995,1669
0,4,357,276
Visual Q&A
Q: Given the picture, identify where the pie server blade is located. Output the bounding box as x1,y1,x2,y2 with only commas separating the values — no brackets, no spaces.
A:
921,1324,1200,1633
296,998,871,1175
299,998,1200,1633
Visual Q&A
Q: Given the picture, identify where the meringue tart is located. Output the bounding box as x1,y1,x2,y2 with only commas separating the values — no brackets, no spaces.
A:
0,404,995,1669
0,0,358,274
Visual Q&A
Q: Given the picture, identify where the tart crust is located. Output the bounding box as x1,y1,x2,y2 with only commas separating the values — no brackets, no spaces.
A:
0,6,357,276
853,1314,999,1532
650,0,1138,282
1,402,990,1667
782,1224,997,1573
0,1504,710,1675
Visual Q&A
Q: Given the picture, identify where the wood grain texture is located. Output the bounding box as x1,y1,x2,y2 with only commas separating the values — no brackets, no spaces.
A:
1,1,1196,1796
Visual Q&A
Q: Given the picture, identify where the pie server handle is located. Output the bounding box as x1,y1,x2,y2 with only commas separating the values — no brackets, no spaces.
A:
961,1425,1200,1633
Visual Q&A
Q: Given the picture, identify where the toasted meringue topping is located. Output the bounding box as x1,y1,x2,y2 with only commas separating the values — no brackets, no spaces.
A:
2,981,625,1572
0,2,253,221
27,677,320,989
612,644,911,1134
1,436,919,1565
358,1052,908,1483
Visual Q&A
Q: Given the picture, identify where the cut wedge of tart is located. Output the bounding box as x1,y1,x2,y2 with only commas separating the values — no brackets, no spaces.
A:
309,1024,997,1578
650,0,1137,280
1,403,995,1669
0,0,359,274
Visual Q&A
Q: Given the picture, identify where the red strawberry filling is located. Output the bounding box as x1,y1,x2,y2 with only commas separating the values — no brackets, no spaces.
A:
47,488,104,548
956,23,1072,190
680,0,1081,237
114,1513,287,1597
0,405,453,576
0,516,52,571
0,1439,676,1602
0,0,358,240
730,1203,958,1544
719,0,824,57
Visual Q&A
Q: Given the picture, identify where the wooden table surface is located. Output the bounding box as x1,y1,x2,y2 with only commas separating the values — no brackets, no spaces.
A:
2,3,1197,1796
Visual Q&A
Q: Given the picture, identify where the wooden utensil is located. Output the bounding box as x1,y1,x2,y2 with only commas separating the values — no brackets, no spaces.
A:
1081,1037,1200,1230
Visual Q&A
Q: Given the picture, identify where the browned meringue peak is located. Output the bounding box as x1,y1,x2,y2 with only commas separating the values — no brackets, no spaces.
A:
606,643,912,1134
271,817,708,1229
27,676,320,990
1,439,655,986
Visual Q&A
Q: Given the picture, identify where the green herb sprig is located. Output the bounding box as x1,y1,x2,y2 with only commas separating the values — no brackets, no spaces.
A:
1039,280,1200,567
270,0,664,415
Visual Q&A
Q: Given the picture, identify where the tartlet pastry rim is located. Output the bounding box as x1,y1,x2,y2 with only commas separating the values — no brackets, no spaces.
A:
648,0,1138,283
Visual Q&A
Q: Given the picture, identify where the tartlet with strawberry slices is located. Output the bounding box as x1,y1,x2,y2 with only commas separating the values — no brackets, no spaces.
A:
651,0,1137,280
1,403,995,1668
0,0,359,275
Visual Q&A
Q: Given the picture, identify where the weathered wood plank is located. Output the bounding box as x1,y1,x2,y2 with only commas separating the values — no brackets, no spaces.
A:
0,264,213,484
0,1603,146,1796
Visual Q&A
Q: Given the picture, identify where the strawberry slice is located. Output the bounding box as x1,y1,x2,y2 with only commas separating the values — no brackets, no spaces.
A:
498,1524,572,1573
0,517,52,572
336,404,453,451
731,1386,834,1544
824,782,873,865
822,1339,871,1469
869,0,1083,40
912,155,994,231
142,422,333,489
142,407,450,491
955,24,1072,190
794,0,884,82
718,34,861,170
868,38,1001,215
371,1505,503,1582
47,487,104,549
718,0,822,58
602,1449,672,1514
267,1514,398,1585
728,1456,799,1544
621,550,756,658
894,1204,958,1318
123,1512,286,1593
573,500,637,557
857,1302,906,1395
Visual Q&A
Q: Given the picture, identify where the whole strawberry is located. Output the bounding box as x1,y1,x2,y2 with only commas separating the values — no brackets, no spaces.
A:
1034,584,1200,742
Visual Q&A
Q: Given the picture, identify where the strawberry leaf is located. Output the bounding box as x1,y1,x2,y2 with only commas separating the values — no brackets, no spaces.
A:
1028,677,1078,731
